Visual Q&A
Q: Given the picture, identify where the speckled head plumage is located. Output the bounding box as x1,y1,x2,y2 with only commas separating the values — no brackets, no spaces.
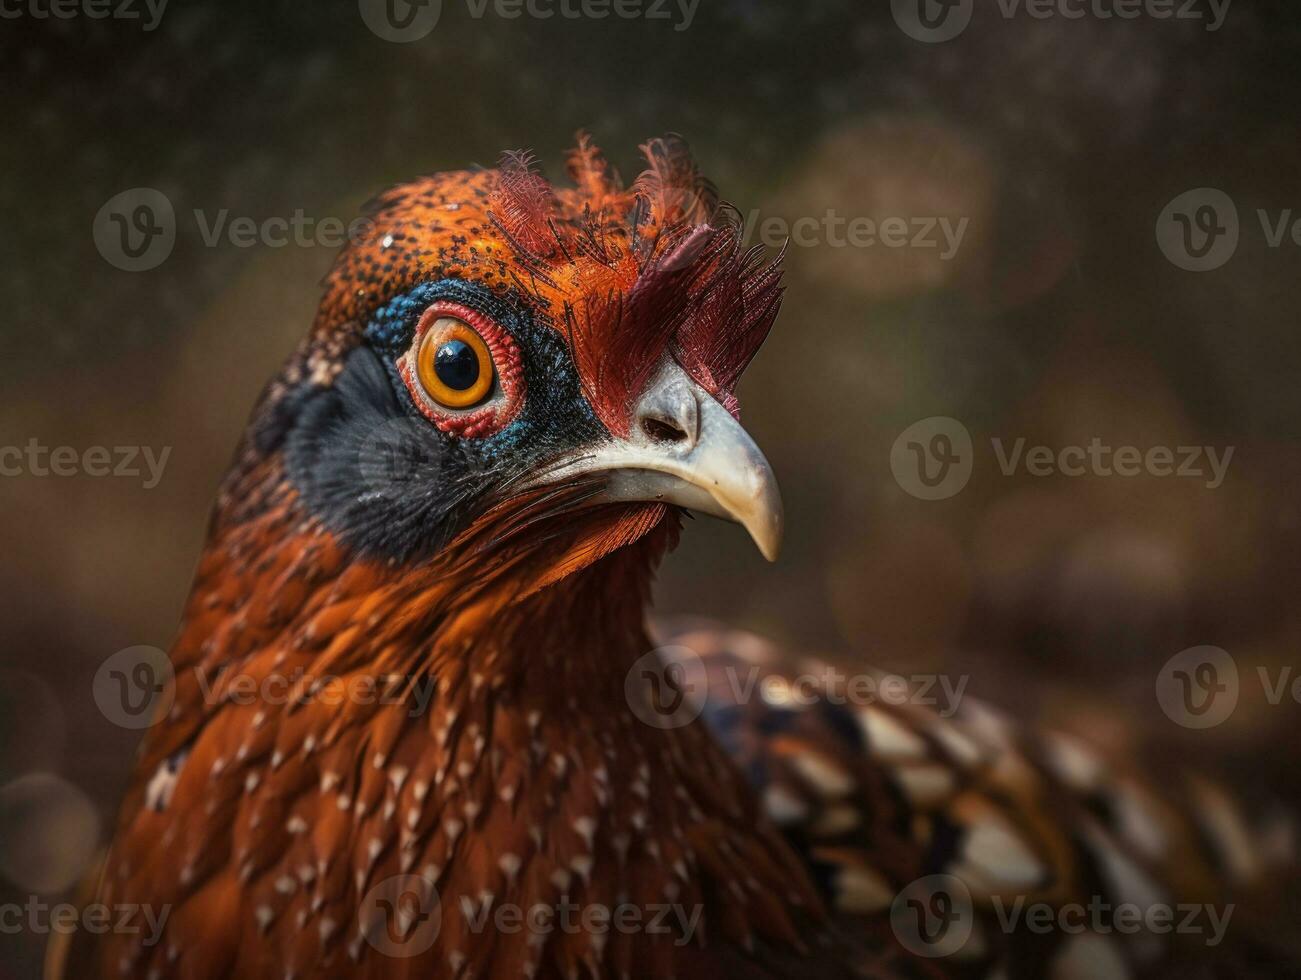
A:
252,133,784,567
311,135,781,421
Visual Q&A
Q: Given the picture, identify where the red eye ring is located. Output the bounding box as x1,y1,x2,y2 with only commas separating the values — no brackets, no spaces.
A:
398,301,525,438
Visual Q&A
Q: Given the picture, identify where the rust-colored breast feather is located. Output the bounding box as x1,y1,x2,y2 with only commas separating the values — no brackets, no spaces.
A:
85,465,832,979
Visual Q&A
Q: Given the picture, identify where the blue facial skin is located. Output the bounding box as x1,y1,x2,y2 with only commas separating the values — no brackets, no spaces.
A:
278,278,606,563
367,277,604,465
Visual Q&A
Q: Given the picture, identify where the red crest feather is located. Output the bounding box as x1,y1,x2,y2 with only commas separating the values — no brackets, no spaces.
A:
632,135,718,230
487,135,782,432
335,134,784,435
564,130,623,214
489,150,560,259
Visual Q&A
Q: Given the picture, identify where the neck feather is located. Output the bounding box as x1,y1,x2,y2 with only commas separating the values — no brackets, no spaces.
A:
115,461,821,976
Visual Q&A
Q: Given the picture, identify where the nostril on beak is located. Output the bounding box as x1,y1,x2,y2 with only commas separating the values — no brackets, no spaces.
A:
641,416,691,444
634,363,701,448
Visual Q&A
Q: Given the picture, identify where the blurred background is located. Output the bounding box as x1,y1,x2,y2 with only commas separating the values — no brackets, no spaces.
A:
2,0,1300,975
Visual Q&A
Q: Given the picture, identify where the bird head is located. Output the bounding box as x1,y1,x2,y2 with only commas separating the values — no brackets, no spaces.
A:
259,134,785,589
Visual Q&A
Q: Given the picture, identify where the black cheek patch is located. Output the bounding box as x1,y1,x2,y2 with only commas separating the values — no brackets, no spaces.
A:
277,281,607,565
282,346,500,562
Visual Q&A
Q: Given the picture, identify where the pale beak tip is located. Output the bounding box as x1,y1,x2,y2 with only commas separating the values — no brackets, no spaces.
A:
756,532,782,563
744,489,784,563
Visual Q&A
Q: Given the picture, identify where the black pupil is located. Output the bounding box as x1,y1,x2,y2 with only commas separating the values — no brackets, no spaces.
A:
433,340,481,392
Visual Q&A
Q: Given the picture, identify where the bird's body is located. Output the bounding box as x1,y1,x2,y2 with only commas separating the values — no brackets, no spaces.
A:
66,136,1293,979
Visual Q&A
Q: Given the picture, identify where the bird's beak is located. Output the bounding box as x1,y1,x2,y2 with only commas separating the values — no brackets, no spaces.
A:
537,360,784,561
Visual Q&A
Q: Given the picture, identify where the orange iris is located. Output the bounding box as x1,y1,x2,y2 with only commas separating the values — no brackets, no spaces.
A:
415,318,495,409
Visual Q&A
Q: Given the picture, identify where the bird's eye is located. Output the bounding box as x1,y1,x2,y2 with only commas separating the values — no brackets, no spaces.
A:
415,319,495,409
396,300,525,437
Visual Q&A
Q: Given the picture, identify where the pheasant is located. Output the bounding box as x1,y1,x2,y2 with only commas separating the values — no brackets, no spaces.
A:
59,135,1294,979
